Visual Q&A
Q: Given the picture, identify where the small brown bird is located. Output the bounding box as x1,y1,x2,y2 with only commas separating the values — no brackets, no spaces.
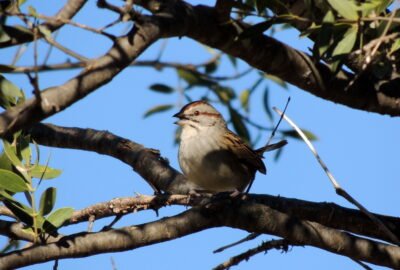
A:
174,100,285,193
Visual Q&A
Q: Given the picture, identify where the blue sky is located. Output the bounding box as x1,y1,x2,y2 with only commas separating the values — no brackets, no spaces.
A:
1,1,399,269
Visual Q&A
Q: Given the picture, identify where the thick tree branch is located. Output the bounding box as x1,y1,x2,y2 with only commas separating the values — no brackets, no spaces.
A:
0,0,88,48
0,17,161,137
28,123,195,194
151,2,400,116
27,124,400,245
1,200,399,269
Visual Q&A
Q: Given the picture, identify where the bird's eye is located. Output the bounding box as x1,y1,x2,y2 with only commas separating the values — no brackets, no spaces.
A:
194,110,200,116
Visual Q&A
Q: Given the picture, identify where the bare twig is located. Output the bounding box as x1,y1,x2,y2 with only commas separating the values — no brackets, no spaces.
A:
213,239,299,270
213,233,260,253
273,107,400,245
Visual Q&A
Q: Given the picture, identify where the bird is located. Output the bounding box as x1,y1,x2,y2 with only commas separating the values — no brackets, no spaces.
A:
173,100,286,193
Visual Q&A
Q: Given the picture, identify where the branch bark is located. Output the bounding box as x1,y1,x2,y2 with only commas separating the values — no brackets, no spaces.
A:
150,2,400,116
0,0,88,48
27,124,400,245
1,199,399,269
0,17,161,137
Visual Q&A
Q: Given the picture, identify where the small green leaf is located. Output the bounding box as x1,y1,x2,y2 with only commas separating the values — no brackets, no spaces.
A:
28,6,38,17
240,89,250,112
0,152,12,171
0,25,11,43
332,26,358,57
327,0,358,20
263,87,273,121
143,104,174,118
205,61,218,74
39,187,56,216
229,107,250,143
2,140,29,181
3,141,22,167
0,169,29,192
45,207,74,229
264,73,288,89
282,129,318,141
0,75,24,109
331,25,358,71
213,86,236,104
29,165,62,180
177,69,199,85
18,135,31,166
2,198,34,225
273,146,284,161
227,55,237,69
149,84,174,94
389,39,400,56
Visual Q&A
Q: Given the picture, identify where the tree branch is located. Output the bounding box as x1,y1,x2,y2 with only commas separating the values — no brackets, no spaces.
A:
0,0,88,48
1,199,399,269
0,16,161,137
26,124,400,245
28,123,195,194
151,2,400,116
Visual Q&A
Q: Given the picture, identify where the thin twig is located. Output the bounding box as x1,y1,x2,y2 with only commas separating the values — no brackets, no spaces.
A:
273,107,400,245
42,33,89,62
213,233,261,253
213,239,298,270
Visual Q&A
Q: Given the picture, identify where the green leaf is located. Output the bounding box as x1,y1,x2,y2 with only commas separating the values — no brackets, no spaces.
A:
39,187,56,216
0,25,11,43
2,140,30,180
205,61,218,74
28,6,38,17
149,84,174,94
45,207,74,229
0,152,12,171
29,164,62,180
0,75,24,109
229,107,250,143
0,169,29,192
227,55,237,69
3,141,22,168
282,129,318,141
264,73,288,89
332,26,358,57
18,135,31,166
263,87,273,121
240,89,250,112
143,104,174,118
331,25,358,71
389,39,400,56
213,86,236,104
327,0,358,20
177,69,198,85
2,197,34,225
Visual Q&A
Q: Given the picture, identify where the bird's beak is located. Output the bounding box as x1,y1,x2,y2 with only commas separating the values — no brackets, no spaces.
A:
173,111,187,126
173,111,183,118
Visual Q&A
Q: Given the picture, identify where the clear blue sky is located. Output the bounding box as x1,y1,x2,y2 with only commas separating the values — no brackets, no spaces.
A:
1,1,399,269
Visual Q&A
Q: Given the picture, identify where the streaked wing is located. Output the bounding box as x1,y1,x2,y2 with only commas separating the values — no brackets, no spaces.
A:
223,131,266,174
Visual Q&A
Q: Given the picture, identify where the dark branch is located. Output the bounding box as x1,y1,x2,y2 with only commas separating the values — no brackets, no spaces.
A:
27,124,400,245
1,199,400,269
151,2,400,116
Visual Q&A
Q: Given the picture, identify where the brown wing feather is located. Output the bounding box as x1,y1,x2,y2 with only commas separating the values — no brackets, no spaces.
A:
223,131,266,174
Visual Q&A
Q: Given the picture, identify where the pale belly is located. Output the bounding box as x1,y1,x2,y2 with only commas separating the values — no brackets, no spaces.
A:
178,135,252,192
